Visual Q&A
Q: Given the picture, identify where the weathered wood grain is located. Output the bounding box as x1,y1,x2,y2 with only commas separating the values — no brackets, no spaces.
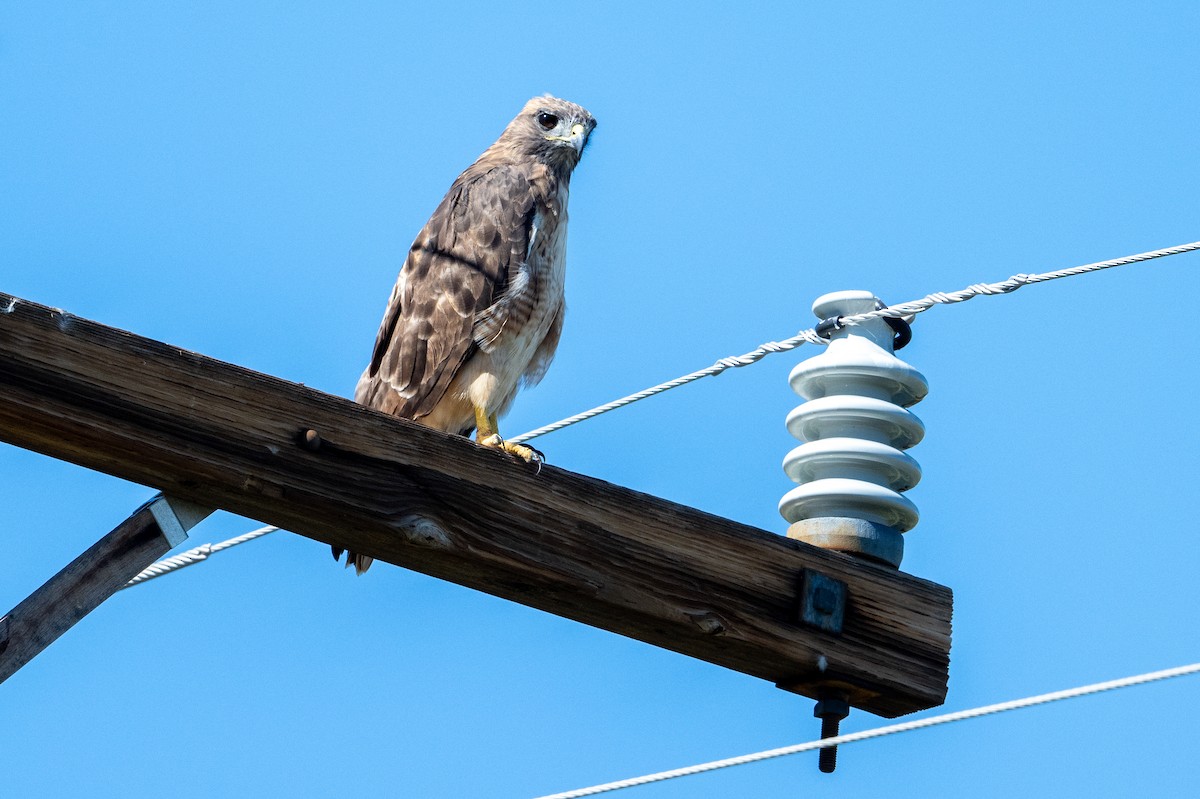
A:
0,501,173,683
0,291,951,716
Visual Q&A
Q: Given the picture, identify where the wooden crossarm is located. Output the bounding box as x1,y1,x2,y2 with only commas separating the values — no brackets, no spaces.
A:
0,291,951,716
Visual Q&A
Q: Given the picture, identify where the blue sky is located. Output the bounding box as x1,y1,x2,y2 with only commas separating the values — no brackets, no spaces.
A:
2,2,1198,797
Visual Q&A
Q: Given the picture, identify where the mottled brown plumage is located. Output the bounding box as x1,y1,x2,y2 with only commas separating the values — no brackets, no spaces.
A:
335,95,595,573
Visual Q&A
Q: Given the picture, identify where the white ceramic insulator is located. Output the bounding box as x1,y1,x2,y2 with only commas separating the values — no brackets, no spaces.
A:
780,478,920,530
780,291,928,558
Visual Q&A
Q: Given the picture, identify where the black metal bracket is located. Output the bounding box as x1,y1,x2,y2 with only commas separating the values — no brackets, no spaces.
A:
798,569,847,635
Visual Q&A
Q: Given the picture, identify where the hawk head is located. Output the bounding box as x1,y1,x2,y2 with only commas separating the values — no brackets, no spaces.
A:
498,95,596,170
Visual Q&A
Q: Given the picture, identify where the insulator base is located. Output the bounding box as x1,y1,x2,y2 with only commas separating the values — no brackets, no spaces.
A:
786,516,904,568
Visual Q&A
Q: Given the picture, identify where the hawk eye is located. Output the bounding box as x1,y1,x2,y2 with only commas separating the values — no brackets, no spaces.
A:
537,112,559,131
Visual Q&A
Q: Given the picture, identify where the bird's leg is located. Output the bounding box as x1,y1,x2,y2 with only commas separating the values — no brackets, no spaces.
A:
474,406,543,465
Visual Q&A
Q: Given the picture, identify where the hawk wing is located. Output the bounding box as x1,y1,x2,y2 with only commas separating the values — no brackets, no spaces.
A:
355,164,539,422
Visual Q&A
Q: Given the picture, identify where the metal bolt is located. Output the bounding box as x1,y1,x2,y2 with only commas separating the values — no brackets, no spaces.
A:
300,428,322,451
813,692,850,774
813,585,837,614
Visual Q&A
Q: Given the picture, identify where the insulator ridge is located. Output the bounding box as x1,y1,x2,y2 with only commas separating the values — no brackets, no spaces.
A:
780,291,928,568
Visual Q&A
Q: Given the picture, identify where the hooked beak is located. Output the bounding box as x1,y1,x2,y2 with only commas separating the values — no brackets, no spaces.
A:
567,122,588,154
548,123,590,154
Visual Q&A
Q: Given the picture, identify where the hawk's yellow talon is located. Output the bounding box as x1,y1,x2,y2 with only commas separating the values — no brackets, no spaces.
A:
479,433,542,465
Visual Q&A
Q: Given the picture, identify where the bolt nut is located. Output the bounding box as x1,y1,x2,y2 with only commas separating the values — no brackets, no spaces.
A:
814,696,850,720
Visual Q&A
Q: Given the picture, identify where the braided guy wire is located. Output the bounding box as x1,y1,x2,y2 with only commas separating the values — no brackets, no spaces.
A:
511,240,1200,444
531,661,1200,799
120,525,278,590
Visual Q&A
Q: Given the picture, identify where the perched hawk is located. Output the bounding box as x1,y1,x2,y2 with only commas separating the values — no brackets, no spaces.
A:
335,95,596,573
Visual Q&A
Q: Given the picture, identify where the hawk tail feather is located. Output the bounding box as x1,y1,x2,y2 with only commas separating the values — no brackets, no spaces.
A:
330,545,374,575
